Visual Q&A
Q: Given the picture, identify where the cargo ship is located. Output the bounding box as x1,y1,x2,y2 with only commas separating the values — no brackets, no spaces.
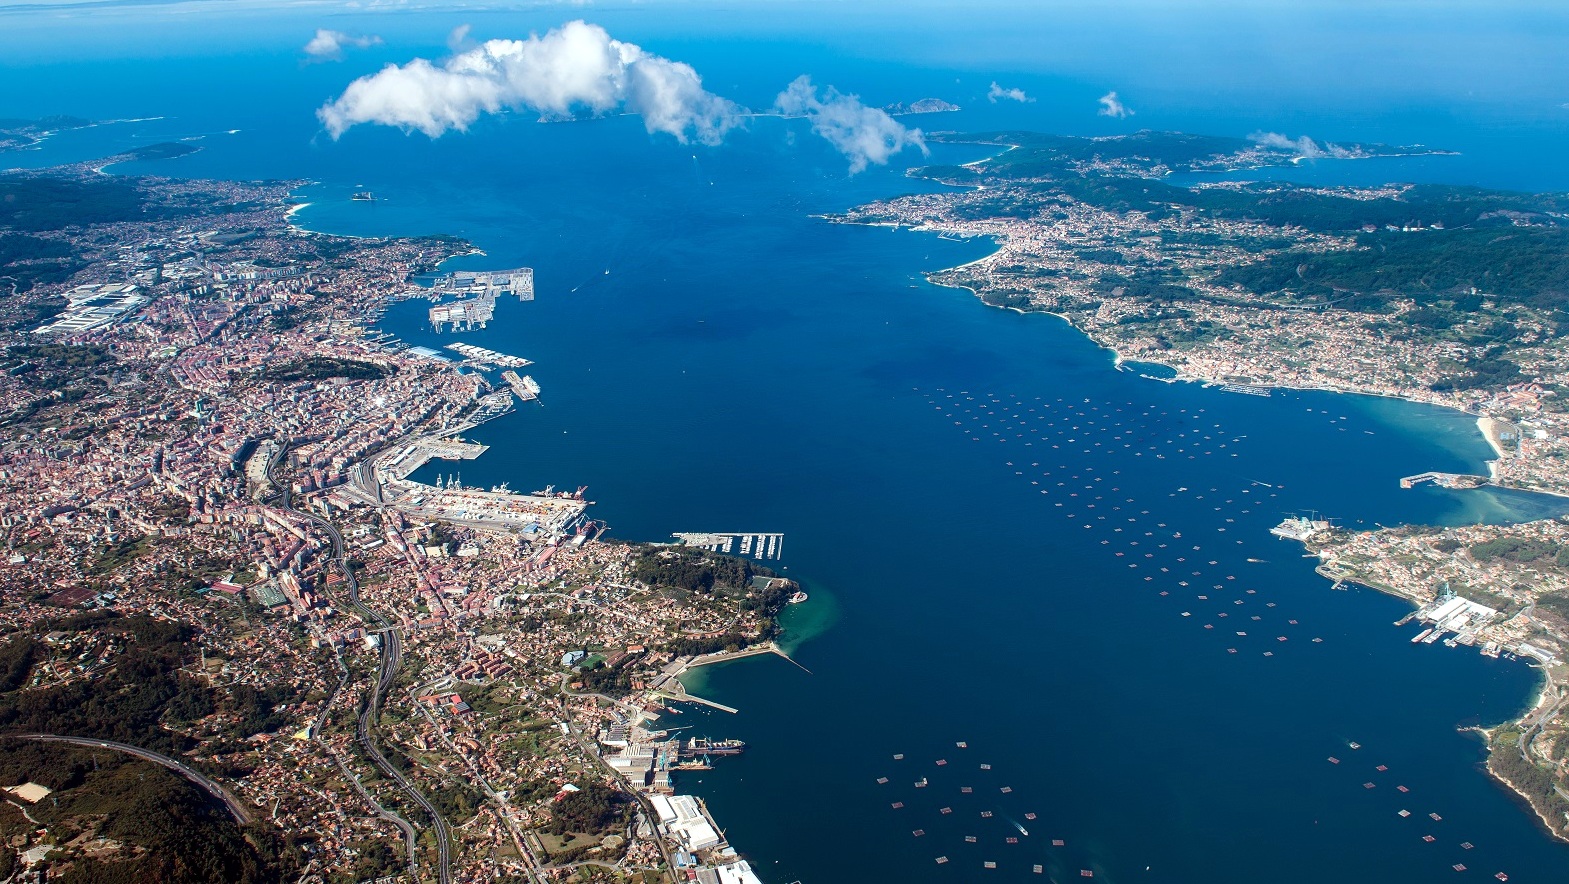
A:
350,191,375,201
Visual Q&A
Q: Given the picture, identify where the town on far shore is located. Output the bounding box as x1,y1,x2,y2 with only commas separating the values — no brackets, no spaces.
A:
839,128,1569,840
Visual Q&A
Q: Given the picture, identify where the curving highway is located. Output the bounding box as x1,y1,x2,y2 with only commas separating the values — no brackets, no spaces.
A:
268,441,453,884
12,734,252,825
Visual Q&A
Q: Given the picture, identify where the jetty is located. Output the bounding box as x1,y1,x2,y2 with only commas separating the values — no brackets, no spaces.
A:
647,643,809,714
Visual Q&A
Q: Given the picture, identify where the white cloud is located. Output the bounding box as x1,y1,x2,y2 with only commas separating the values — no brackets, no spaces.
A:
773,75,927,174
304,29,382,62
318,20,743,145
1097,91,1133,119
987,82,1032,104
1249,131,1352,159
446,23,472,53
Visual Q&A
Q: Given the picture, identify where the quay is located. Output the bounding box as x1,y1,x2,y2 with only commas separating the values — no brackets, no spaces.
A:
1405,593,1502,652
424,267,534,333
500,370,541,402
379,437,489,482
430,267,534,300
429,297,494,332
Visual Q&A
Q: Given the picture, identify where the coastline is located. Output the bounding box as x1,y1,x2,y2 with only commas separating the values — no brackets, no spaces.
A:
839,199,1569,849
1485,760,1569,844
836,209,1569,503
1299,533,1569,843
260,193,771,879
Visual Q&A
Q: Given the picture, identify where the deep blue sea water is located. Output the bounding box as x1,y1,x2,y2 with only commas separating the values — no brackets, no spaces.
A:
8,4,1569,881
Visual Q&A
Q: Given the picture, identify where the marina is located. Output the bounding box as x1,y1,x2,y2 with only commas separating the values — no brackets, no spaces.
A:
1217,382,1273,397
671,532,785,560
1399,471,1489,490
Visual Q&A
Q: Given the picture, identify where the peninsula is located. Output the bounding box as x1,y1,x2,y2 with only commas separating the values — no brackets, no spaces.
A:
836,128,1569,839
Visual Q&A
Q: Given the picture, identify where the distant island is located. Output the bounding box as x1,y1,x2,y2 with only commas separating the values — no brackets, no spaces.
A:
836,127,1569,841
123,141,200,161
883,98,961,115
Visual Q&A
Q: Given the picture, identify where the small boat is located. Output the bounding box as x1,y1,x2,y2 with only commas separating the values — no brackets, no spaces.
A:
351,191,375,201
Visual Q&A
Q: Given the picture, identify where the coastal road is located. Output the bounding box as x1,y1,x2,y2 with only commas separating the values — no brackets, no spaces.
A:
269,441,452,884
1517,690,1569,760
12,734,252,825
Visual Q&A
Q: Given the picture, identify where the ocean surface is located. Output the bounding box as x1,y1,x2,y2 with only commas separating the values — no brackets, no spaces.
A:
8,4,1569,881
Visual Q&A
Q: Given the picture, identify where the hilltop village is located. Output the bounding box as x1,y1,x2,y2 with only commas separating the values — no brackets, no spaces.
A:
0,153,795,883
839,130,1569,840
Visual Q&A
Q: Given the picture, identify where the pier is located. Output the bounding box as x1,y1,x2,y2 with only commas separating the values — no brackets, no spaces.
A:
500,370,540,402
652,688,738,714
